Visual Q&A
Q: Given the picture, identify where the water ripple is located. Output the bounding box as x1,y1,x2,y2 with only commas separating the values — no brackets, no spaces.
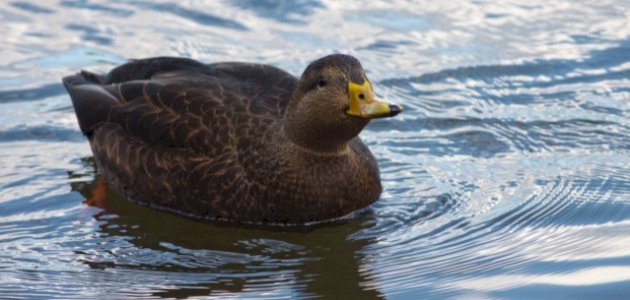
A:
10,2,54,14
128,1,248,31
0,83,66,104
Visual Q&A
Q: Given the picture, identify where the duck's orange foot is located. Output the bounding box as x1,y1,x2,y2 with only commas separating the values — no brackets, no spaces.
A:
84,178,108,208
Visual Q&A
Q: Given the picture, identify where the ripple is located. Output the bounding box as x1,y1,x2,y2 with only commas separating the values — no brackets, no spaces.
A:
10,2,54,14
58,0,133,17
354,153,630,296
229,0,324,24
0,125,83,143
128,1,247,31
0,83,65,104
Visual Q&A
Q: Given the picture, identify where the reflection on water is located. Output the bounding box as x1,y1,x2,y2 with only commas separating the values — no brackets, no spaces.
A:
1,0,629,298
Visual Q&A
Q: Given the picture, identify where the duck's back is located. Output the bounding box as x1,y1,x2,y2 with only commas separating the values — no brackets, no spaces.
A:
63,57,303,222
103,57,298,117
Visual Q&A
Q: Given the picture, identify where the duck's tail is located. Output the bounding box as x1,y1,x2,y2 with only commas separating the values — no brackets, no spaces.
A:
62,71,118,136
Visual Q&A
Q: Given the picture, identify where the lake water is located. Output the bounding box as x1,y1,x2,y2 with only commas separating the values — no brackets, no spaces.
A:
1,1,629,299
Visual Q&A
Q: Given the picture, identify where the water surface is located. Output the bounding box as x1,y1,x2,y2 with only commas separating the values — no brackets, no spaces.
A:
1,1,629,299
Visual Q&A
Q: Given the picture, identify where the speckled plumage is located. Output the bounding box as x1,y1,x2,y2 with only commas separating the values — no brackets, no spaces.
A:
63,55,387,225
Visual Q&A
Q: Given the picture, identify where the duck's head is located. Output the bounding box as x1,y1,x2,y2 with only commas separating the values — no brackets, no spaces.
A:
285,54,402,153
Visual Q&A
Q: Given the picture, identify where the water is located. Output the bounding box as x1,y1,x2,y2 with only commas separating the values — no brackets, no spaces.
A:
1,0,629,298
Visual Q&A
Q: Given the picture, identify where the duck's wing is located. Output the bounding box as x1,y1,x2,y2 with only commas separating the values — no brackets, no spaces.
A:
62,58,299,216
62,57,297,153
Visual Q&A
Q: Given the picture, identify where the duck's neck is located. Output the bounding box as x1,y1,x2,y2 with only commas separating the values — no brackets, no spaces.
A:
282,122,350,155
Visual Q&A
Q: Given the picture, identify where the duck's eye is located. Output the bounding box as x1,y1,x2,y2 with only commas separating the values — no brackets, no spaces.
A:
317,76,327,88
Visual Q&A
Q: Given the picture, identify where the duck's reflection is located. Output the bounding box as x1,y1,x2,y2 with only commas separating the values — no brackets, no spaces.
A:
68,157,383,299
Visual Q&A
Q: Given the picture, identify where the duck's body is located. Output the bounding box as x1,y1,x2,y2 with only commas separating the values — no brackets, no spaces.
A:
63,55,401,225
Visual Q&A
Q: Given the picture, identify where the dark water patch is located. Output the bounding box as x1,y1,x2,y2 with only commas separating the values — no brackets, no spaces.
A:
65,24,112,46
0,7,29,22
230,0,324,24
10,2,54,14
0,83,66,104
580,38,630,70
386,130,510,158
612,86,630,94
485,13,507,19
358,39,417,52
381,117,630,154
128,1,247,31
579,102,624,116
59,0,133,17
571,34,605,44
442,130,511,157
0,125,83,143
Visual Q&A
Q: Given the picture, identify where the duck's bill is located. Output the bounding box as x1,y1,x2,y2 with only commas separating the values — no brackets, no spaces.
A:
347,100,403,119
346,81,403,119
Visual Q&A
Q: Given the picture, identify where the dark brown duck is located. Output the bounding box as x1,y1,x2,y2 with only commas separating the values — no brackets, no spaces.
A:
63,54,402,225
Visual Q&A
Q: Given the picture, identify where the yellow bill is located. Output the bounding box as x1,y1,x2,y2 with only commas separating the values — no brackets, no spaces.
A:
347,81,403,119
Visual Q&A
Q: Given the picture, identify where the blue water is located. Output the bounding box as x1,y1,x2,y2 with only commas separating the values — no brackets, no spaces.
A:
1,1,629,299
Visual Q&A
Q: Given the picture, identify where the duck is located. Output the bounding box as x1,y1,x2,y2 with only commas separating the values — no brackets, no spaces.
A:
62,54,402,225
